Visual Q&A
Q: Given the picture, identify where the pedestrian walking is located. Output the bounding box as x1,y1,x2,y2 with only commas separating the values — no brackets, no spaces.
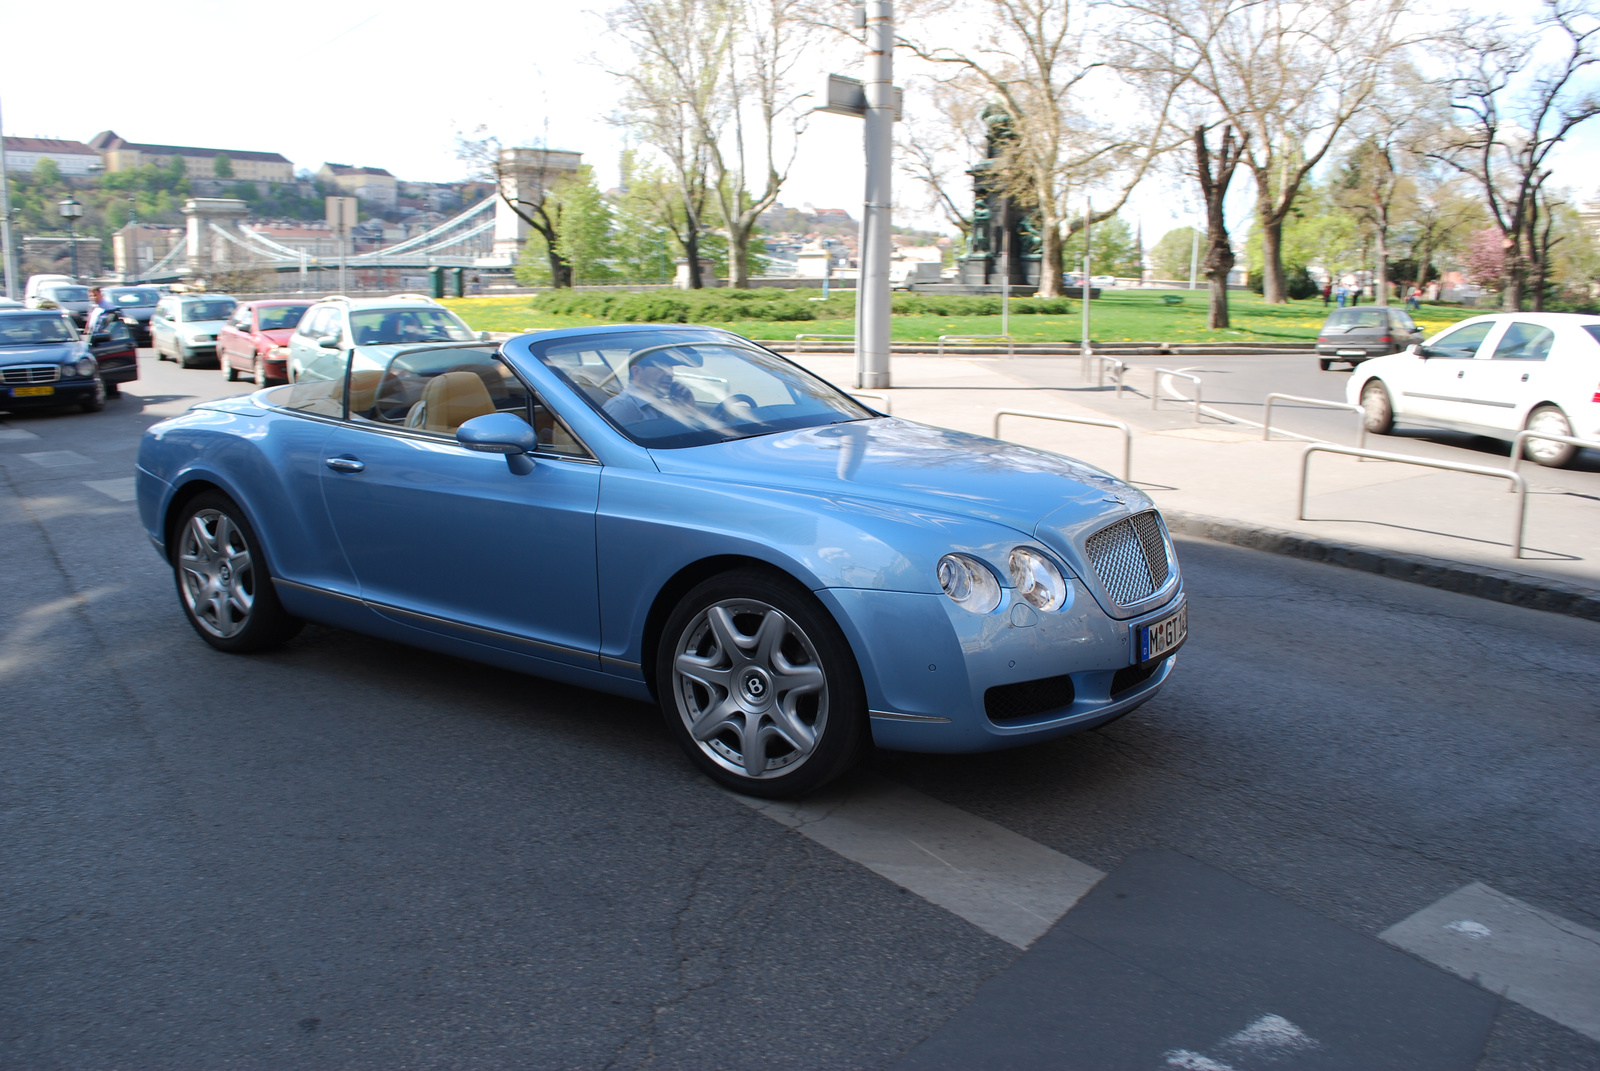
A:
1322,282,1332,305
85,287,113,334
1335,285,1347,308
1407,286,1422,311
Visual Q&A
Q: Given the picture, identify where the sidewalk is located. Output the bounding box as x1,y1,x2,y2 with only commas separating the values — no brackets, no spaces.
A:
785,352,1600,618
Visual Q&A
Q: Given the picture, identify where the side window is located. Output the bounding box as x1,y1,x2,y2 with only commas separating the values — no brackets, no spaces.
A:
231,307,252,330
1426,321,1494,359
360,348,531,438
106,320,131,343
532,393,588,457
1389,309,1417,333
1490,322,1555,361
299,307,333,339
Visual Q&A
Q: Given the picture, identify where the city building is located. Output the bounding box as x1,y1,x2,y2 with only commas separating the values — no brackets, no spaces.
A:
3,137,101,176
317,163,399,208
88,131,294,183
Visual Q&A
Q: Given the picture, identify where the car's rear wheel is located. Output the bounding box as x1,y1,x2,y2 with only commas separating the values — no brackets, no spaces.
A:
1525,405,1577,468
172,492,303,653
1318,359,1332,371
1361,379,1394,434
225,355,239,381
657,569,866,798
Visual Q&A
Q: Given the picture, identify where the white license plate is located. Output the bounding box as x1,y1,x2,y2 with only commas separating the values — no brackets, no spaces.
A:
1136,603,1187,663
1336,349,1367,356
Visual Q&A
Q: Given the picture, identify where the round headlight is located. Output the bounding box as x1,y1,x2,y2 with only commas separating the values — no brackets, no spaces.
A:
75,357,97,378
937,554,1002,613
268,345,290,358
1008,547,1068,611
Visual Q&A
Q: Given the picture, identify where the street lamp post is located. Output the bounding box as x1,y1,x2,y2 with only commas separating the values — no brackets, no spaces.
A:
0,95,19,300
58,196,84,280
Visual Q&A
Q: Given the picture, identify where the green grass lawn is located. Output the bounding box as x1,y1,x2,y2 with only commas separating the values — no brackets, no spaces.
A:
442,291,1482,344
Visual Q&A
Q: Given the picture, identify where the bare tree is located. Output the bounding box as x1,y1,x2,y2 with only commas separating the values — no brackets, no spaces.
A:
608,0,731,288
456,129,576,288
1432,1,1600,311
899,0,1191,296
1194,122,1246,327
897,76,991,239
1124,0,1411,303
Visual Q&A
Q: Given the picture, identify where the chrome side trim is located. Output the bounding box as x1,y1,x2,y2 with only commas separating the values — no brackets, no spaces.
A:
273,576,364,605
601,655,642,674
869,709,952,724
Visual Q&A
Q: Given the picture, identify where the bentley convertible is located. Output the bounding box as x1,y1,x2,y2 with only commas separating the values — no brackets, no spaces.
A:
135,325,1187,797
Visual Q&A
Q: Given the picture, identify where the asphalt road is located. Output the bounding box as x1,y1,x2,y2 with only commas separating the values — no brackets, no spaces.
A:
2,352,1598,1068
987,352,1600,496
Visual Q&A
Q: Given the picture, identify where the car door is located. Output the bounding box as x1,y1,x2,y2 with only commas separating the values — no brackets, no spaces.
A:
316,346,603,667
89,317,138,381
1467,321,1557,433
150,299,176,356
288,306,335,380
219,305,251,371
1399,319,1497,426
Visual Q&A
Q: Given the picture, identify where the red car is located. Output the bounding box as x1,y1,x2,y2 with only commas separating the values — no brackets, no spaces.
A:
219,300,315,385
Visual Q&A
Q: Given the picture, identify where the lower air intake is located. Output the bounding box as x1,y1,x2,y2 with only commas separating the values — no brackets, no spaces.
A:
985,674,1076,722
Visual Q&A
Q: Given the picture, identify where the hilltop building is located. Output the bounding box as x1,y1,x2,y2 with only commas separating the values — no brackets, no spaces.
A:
317,163,399,208
88,131,293,183
3,137,101,175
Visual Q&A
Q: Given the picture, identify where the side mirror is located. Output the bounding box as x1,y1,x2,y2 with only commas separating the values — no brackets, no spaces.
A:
90,330,111,343
317,334,341,349
457,412,538,475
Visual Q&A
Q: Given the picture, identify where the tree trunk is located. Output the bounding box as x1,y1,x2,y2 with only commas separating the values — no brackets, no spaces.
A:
1373,220,1389,307
1258,206,1287,303
683,226,705,290
1208,273,1230,328
1037,214,1063,298
727,220,751,290
547,250,573,288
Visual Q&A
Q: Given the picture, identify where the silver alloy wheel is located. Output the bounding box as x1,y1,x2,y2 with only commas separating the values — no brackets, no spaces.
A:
1526,406,1574,465
177,509,256,638
671,598,829,780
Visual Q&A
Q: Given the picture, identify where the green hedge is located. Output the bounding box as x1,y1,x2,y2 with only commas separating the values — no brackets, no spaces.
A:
530,288,1072,323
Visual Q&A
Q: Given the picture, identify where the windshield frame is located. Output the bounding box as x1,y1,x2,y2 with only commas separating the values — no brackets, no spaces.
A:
524,328,874,450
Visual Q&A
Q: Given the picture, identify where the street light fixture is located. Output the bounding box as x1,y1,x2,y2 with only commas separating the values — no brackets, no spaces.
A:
58,196,84,280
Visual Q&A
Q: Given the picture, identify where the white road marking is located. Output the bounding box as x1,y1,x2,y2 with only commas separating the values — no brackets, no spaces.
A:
0,428,41,442
1164,1013,1318,1069
737,775,1104,949
1164,1052,1237,1070
1382,882,1600,1042
83,477,137,502
20,450,93,468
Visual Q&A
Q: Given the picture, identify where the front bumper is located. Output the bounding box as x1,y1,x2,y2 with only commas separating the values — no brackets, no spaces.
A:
1,377,105,406
821,580,1184,754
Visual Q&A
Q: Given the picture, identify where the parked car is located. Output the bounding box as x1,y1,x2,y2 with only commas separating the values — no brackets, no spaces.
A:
150,294,237,367
0,309,117,413
0,297,22,310
101,285,163,344
1315,306,1424,369
219,300,314,385
1091,275,1118,288
23,274,74,305
1348,312,1600,467
286,294,485,382
30,282,95,326
136,325,1186,797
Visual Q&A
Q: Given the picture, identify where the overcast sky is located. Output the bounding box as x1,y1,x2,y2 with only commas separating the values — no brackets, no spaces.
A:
6,0,1598,247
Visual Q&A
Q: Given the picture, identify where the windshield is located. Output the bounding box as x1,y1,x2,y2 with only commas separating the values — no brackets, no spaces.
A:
532,329,872,449
349,307,473,345
43,286,90,303
108,288,159,306
181,299,236,322
256,305,309,331
1324,309,1385,329
0,313,78,345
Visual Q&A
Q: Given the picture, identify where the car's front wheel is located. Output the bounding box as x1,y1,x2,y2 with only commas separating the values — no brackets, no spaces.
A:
657,569,867,798
254,353,267,386
1525,405,1578,468
80,377,107,413
172,491,303,652
1361,379,1395,434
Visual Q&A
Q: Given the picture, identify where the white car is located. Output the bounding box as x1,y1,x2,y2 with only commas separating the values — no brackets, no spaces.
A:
150,294,239,368
1347,312,1600,467
287,294,484,382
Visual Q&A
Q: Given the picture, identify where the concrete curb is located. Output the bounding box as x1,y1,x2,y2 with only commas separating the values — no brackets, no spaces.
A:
1163,509,1600,623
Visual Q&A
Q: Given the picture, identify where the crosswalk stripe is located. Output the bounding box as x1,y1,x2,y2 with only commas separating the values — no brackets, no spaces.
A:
84,477,138,502
736,775,1104,949
1381,882,1600,1042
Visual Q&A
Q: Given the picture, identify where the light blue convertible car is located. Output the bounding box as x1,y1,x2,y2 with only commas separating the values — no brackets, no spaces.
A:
136,325,1186,796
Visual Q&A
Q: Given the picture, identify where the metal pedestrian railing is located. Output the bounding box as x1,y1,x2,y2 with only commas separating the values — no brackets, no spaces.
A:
850,391,893,415
937,334,1015,357
1088,355,1127,396
992,409,1133,481
1152,369,1203,423
1508,428,1600,481
1299,443,1529,558
794,333,855,352
1263,393,1368,449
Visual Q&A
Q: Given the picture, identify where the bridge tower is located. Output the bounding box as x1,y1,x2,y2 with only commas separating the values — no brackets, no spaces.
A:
492,148,582,264
184,198,250,280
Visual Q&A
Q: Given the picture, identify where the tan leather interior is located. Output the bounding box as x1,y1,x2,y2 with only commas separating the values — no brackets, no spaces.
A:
347,369,383,415
417,370,496,434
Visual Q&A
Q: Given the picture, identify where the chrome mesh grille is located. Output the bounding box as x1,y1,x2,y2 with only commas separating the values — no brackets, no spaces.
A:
1084,511,1170,606
1,364,62,385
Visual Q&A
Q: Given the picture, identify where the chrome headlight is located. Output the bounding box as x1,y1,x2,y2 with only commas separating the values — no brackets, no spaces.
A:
74,357,97,378
268,345,290,358
937,554,1002,613
1008,547,1068,611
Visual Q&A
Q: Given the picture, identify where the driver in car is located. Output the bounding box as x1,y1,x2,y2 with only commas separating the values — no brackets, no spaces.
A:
603,348,699,426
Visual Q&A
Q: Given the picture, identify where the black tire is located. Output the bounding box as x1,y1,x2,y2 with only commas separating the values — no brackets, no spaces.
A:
656,568,867,798
254,354,267,387
178,341,196,369
1318,359,1332,371
170,491,303,653
225,358,239,382
1525,405,1578,468
1360,378,1395,434
80,378,107,413
105,382,120,397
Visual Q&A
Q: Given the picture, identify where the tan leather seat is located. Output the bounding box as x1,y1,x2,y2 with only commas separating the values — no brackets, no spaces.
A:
347,368,383,415
417,370,496,434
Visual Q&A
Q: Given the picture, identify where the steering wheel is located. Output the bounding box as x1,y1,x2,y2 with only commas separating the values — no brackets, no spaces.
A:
710,393,759,424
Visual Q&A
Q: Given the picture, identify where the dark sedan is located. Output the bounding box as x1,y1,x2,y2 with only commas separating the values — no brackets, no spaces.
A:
0,310,126,413
1315,306,1424,369
103,286,164,344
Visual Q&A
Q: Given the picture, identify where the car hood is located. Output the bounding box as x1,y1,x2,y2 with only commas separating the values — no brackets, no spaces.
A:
118,307,156,322
650,418,1147,542
0,342,79,366
259,327,296,344
180,319,229,332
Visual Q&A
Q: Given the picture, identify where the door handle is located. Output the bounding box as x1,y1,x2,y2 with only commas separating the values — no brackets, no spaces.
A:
1457,370,1464,378
325,457,365,473
1521,373,1530,382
